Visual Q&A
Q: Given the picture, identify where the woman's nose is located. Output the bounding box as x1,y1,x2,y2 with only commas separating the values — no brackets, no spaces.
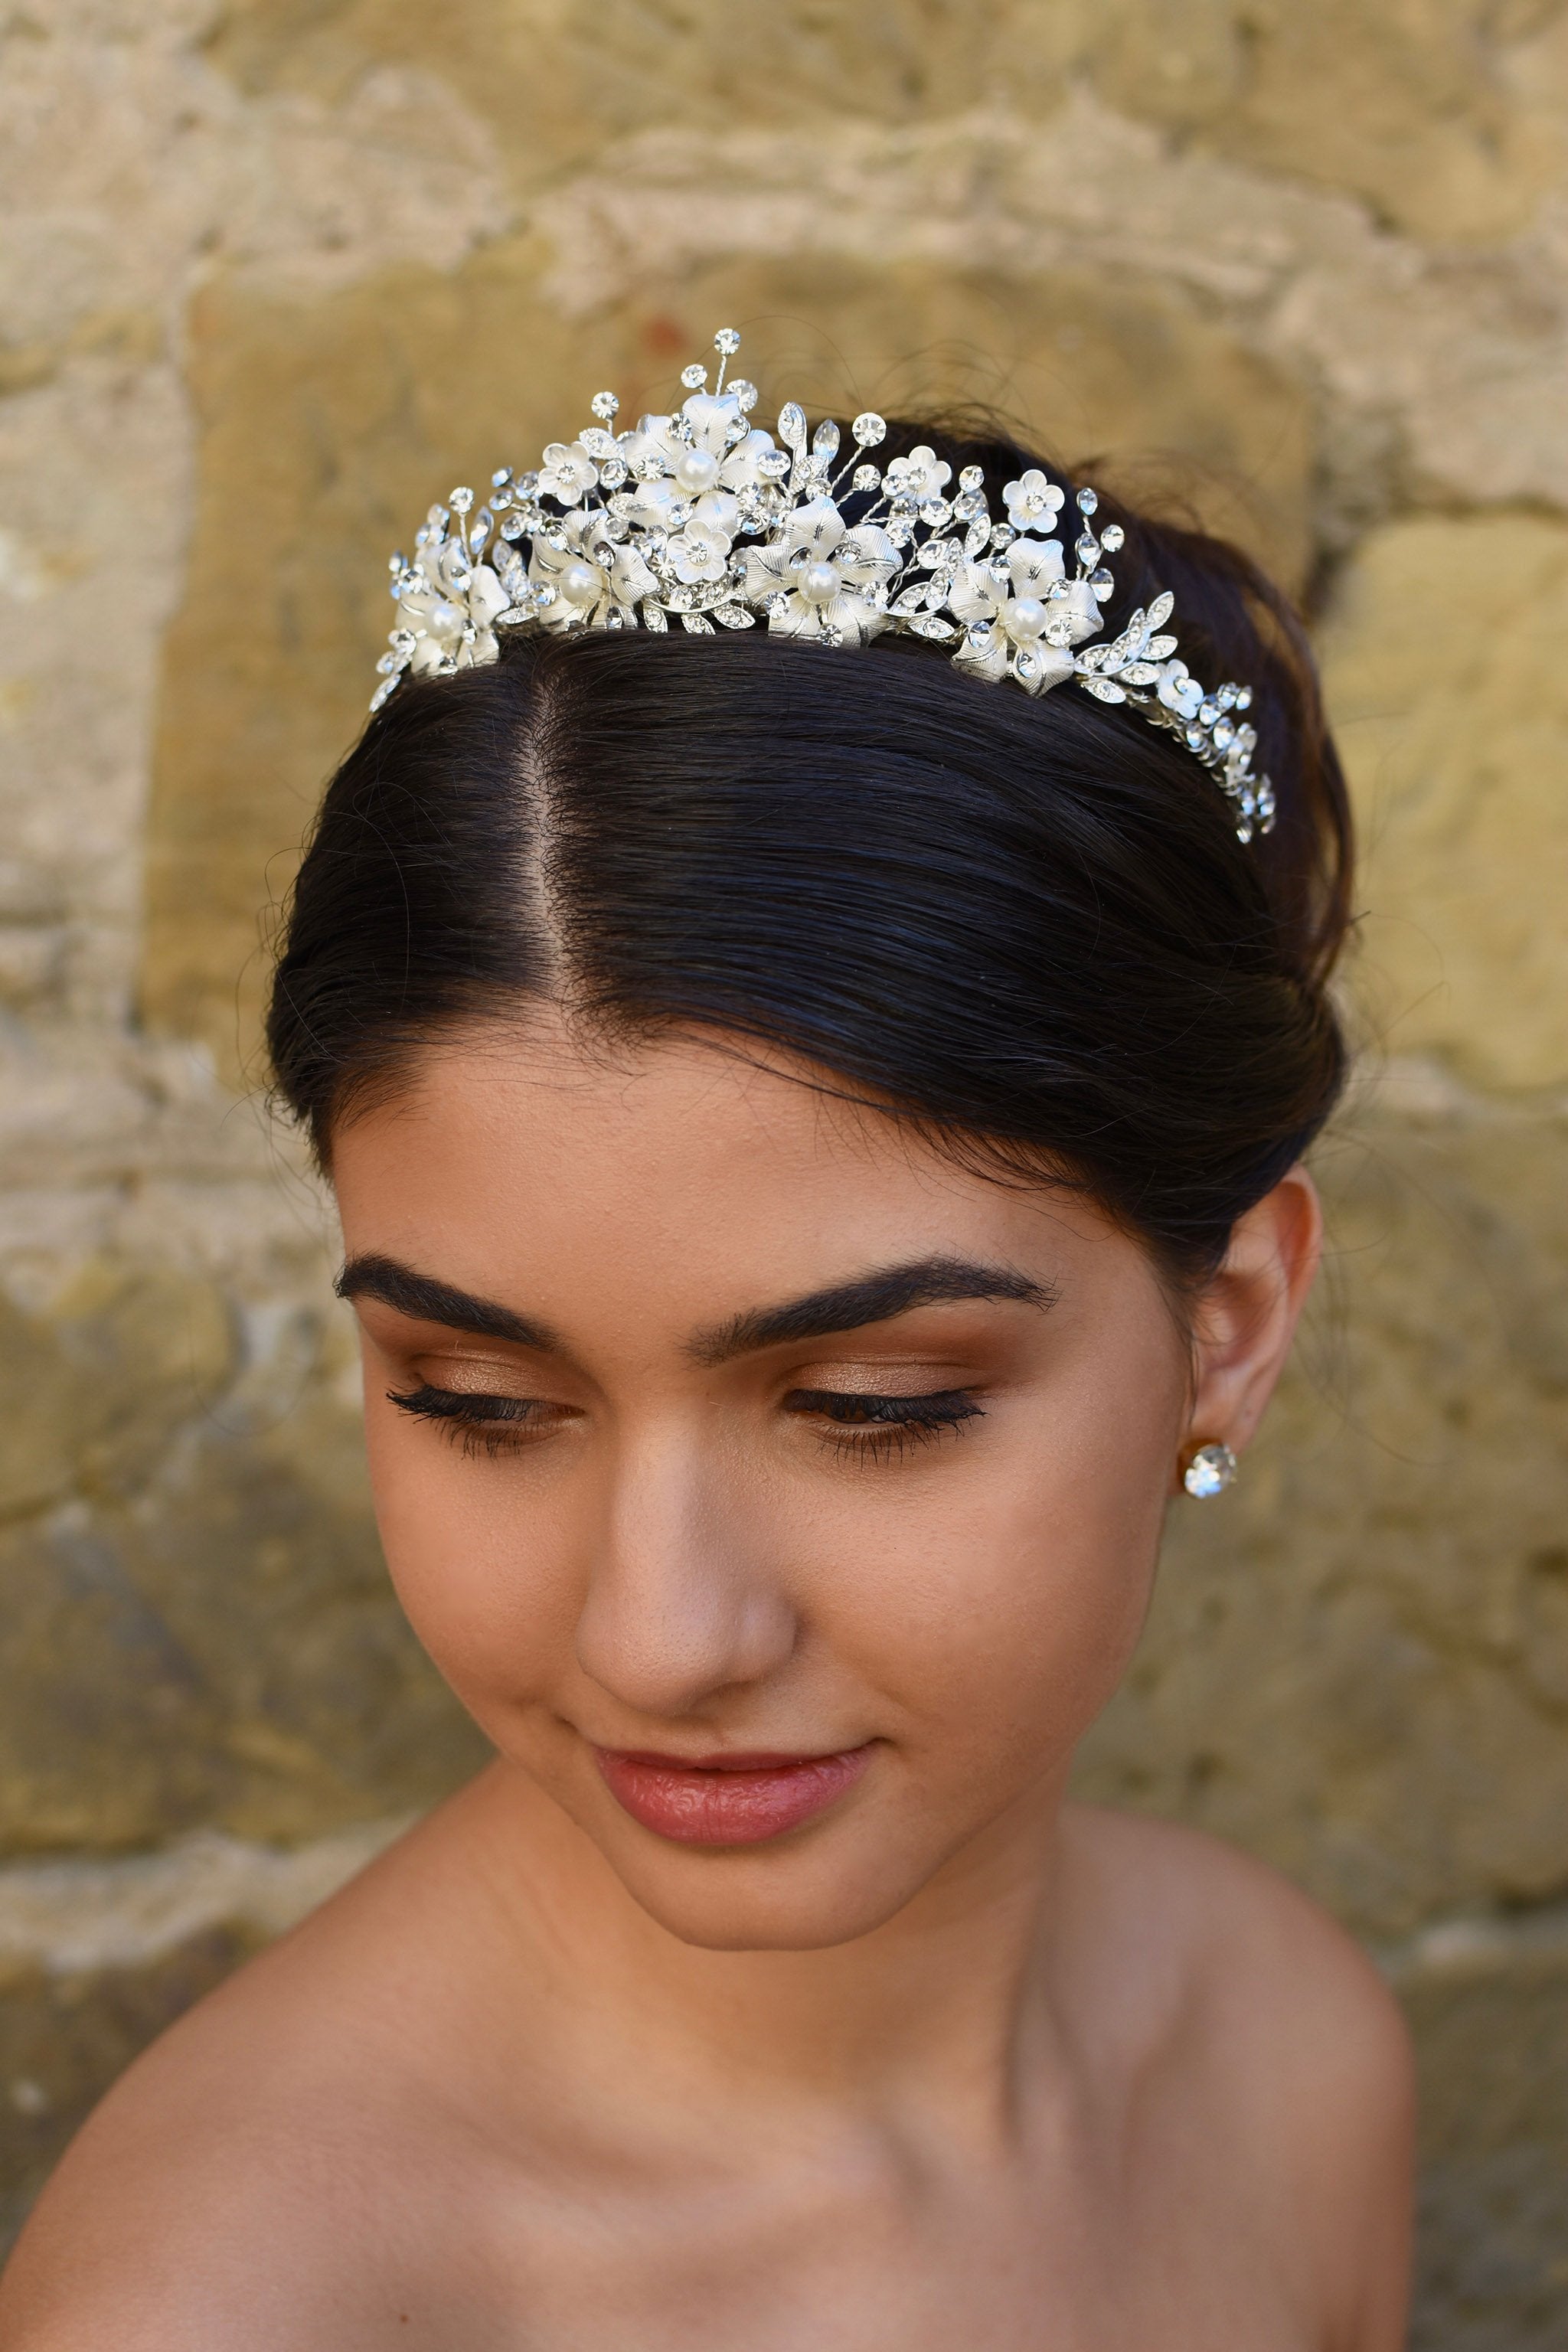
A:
570,1427,799,1717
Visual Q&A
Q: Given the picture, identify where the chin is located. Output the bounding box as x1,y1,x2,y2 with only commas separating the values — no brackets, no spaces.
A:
598,1836,937,1952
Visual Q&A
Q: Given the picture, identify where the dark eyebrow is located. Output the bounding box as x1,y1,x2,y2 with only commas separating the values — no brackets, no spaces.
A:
335,1254,564,1352
687,1256,1057,1367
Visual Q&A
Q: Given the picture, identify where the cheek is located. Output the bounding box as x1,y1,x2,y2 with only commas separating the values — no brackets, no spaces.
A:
361,1400,584,1707
797,1360,1180,1786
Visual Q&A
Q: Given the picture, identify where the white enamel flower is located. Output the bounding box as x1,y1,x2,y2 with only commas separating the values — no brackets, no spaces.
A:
622,392,779,529
883,443,952,510
948,536,1098,693
665,501,739,586
537,439,600,508
528,509,657,630
739,495,899,645
1002,469,1065,531
393,534,512,677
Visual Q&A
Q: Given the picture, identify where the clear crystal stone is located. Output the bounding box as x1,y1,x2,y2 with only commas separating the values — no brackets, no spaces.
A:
851,412,887,446
852,464,880,492
714,328,741,355
959,465,985,492
681,364,707,389
449,487,474,514
1099,522,1125,552
1183,1444,1236,1500
590,391,619,421
812,419,841,461
1076,534,1099,567
729,378,758,410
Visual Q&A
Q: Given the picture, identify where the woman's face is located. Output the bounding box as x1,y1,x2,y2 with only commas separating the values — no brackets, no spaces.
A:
333,1018,1308,1952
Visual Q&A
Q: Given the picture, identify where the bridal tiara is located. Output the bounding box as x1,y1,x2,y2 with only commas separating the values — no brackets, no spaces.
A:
371,328,1275,843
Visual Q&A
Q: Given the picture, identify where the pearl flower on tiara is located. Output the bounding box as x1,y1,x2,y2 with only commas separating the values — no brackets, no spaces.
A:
373,328,1275,842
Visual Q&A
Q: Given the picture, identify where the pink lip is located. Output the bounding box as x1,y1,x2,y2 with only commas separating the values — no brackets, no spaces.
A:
593,1743,874,1845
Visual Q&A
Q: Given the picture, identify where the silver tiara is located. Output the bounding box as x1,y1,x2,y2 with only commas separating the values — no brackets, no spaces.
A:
372,328,1275,842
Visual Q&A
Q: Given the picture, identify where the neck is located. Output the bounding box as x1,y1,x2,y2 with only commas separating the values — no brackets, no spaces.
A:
463,1756,1081,2141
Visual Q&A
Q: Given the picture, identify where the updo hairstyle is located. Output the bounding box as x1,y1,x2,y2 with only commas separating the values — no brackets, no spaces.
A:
267,418,1354,1293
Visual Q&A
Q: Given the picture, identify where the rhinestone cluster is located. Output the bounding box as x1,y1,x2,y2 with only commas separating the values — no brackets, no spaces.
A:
373,328,1275,842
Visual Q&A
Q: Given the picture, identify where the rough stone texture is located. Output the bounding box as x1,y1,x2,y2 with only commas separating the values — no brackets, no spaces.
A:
1318,515,1568,1092
3,0,1568,2336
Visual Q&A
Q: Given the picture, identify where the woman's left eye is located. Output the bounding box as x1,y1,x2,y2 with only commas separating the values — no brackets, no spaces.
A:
783,1387,983,1461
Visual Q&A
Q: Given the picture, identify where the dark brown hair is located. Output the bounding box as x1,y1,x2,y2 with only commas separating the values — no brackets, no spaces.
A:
268,419,1353,1285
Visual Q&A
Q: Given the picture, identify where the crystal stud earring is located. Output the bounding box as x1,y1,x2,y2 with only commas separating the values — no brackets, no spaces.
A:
1183,1442,1238,1499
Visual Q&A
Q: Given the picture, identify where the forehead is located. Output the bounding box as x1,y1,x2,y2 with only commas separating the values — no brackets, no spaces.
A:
328,1018,1135,1329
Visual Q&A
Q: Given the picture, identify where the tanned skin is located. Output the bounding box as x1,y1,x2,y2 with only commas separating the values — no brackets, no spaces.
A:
0,1017,1413,2351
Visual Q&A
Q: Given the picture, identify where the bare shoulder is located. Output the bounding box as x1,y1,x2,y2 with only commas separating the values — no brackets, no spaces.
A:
0,1818,484,2350
1066,1802,1410,2059
1061,1803,1415,2346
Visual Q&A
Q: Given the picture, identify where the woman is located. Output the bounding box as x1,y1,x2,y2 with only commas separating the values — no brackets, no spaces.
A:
0,333,1413,2348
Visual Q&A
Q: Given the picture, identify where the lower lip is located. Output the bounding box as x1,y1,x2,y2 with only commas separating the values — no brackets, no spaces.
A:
593,1745,874,1846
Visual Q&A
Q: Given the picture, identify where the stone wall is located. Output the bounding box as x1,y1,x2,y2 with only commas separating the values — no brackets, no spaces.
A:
3,4,1567,2341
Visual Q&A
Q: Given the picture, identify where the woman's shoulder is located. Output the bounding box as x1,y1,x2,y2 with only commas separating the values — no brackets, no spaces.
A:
0,1816,491,2348
1060,1799,1411,2069
1060,1802,1414,2336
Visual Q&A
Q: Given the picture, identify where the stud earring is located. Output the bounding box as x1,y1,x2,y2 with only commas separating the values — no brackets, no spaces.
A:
1183,1442,1238,1499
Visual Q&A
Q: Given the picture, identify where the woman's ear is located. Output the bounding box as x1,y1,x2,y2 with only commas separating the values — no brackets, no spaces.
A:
1181,1168,1323,1482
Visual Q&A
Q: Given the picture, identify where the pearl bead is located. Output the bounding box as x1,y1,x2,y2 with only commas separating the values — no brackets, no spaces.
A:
802,561,840,604
560,561,599,606
675,449,720,494
1008,596,1047,639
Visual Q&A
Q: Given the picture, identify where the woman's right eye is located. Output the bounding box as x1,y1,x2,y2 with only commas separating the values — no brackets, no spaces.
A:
387,1382,561,1459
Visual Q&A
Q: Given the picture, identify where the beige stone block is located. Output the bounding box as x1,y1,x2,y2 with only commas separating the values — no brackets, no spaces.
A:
0,1261,232,1520
0,1259,485,1854
1090,0,1568,243
141,245,1312,1076
1392,1916,1568,2344
1318,515,1568,1093
1075,1099,1568,1938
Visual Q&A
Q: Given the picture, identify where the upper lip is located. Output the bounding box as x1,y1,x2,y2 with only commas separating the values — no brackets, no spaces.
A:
595,1745,867,1772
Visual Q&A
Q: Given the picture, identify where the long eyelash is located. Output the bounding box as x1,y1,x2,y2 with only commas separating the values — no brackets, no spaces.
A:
388,1383,543,1461
786,1388,984,1464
